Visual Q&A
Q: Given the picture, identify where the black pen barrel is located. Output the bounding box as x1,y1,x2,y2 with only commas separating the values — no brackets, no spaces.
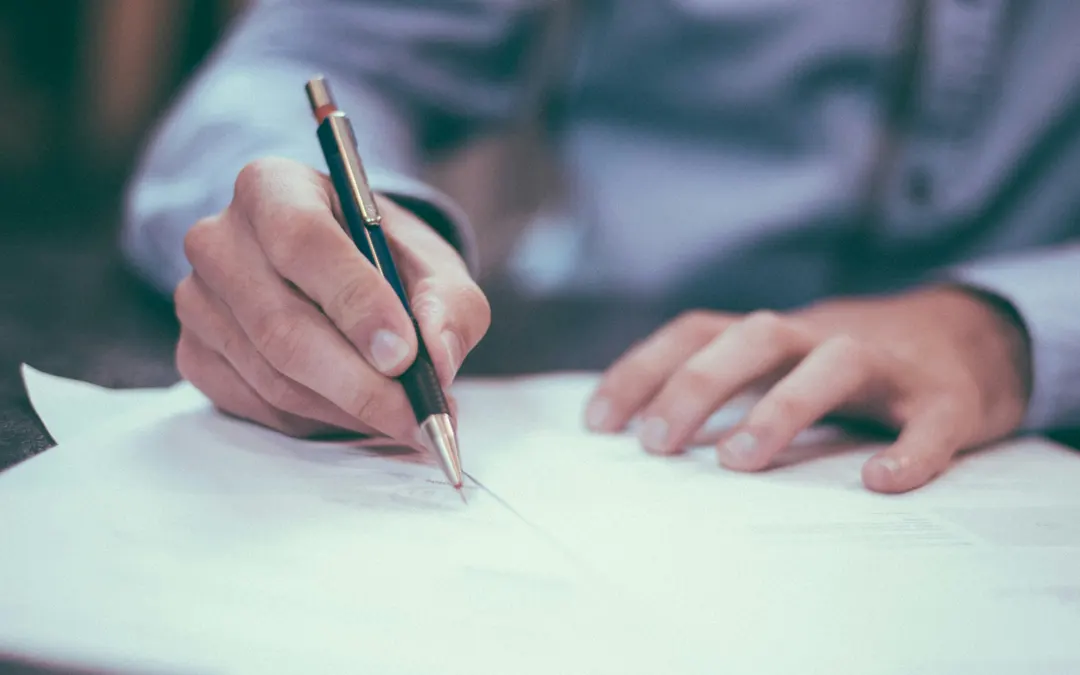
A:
317,119,449,423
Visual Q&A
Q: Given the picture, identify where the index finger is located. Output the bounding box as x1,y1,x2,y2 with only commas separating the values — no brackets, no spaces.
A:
587,311,733,433
235,158,418,377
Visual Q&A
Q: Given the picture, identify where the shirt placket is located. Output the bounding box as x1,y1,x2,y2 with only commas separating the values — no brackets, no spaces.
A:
879,0,1009,242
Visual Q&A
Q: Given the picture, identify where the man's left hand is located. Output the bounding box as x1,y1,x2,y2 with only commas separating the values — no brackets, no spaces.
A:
585,287,1032,493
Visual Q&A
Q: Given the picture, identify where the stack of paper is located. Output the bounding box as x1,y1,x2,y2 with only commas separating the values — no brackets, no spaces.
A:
2,367,1079,674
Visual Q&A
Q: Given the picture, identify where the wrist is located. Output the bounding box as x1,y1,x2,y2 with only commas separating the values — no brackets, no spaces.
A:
924,284,1033,433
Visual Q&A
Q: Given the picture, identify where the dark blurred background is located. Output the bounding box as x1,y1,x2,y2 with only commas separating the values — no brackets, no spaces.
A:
0,0,556,267
0,0,246,224
0,1,249,469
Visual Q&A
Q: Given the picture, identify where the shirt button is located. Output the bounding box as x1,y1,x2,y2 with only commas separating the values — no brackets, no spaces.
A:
905,166,934,206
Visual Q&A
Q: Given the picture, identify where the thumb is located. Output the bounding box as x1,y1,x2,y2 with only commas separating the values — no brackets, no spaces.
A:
861,406,963,493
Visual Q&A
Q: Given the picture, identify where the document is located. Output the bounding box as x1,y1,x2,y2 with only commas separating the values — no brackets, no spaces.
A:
3,366,1080,674
7,370,680,675
23,366,184,444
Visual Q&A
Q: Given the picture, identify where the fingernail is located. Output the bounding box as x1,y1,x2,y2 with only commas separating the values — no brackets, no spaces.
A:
865,456,901,485
370,329,410,374
442,331,464,379
876,457,901,474
585,398,611,431
720,430,759,463
640,417,669,453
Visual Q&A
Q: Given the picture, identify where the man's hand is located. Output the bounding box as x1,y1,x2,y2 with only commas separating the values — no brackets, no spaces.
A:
174,157,490,442
586,288,1032,493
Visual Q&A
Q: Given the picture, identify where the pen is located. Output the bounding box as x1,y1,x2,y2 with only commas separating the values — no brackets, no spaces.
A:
304,76,464,493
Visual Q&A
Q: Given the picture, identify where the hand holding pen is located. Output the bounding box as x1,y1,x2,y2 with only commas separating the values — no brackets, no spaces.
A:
172,86,490,482
305,76,466,489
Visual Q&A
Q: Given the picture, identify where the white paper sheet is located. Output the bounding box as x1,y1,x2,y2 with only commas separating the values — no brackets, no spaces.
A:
480,428,1080,672
6,372,685,674
21,364,184,444
5,369,1080,674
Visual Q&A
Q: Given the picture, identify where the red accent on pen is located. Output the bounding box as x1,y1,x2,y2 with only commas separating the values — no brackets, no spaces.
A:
313,103,338,125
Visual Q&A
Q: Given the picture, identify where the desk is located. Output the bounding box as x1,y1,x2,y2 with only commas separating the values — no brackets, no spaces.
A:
0,220,179,472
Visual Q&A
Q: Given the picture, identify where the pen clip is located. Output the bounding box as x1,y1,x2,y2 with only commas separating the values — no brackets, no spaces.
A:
306,76,382,226
328,115,382,226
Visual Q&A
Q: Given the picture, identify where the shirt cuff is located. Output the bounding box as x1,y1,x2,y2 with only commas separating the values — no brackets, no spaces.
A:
943,245,1080,431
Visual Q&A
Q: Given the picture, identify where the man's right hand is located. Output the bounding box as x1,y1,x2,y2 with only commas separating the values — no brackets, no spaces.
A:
174,157,490,444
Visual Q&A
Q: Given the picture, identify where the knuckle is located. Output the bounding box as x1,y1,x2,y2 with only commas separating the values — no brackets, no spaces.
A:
253,314,308,374
233,157,283,205
410,280,492,344
825,333,870,367
183,217,221,268
451,284,492,338
755,394,802,425
217,328,241,362
349,386,383,424
467,286,493,330
825,332,861,353
411,277,438,299
671,310,724,344
174,336,196,381
674,363,720,400
325,275,379,333
408,279,440,318
741,310,785,336
175,334,208,386
172,278,205,331
674,310,711,332
173,276,197,313
264,206,326,263
258,372,302,412
739,310,799,351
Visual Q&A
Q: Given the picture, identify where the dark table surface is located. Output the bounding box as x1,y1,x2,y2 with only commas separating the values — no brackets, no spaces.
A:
2,215,1077,674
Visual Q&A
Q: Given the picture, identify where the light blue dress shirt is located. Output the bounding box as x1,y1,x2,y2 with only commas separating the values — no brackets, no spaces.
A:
122,0,1080,431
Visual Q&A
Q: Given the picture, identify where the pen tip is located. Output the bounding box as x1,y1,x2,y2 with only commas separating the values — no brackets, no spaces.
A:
419,414,464,492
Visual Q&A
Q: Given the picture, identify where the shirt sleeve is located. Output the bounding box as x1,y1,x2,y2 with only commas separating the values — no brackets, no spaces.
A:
122,0,549,294
946,242,1080,432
